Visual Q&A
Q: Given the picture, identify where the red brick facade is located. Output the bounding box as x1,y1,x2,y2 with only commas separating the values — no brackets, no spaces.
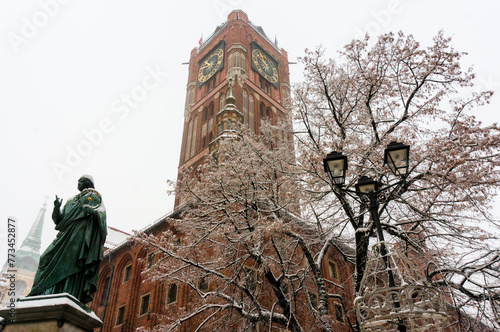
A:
89,213,355,331
175,10,292,209
90,216,178,331
89,10,356,331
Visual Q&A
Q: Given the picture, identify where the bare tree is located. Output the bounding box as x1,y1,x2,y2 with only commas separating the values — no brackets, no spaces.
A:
134,31,499,331
293,31,500,329
135,124,356,332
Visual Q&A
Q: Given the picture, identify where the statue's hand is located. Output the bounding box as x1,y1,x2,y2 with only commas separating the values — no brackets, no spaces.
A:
54,195,63,208
83,205,97,216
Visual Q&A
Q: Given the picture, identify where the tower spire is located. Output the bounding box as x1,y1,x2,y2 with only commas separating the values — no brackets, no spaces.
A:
0,200,48,302
208,76,244,158
16,199,47,271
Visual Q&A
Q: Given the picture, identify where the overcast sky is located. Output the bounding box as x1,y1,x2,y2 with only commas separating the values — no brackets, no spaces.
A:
1,0,499,264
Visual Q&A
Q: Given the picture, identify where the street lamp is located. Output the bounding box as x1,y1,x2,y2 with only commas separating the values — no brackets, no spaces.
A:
384,142,410,177
323,151,347,186
355,176,378,195
323,142,410,184
323,142,448,331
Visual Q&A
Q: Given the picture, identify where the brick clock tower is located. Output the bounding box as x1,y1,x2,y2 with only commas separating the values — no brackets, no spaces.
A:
89,11,303,332
174,10,292,209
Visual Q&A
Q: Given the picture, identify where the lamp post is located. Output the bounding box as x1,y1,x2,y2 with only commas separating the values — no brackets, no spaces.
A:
324,142,410,331
355,176,406,331
324,143,448,331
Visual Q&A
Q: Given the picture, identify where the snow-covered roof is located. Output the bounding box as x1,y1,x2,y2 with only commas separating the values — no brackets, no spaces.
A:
104,226,130,251
102,210,182,257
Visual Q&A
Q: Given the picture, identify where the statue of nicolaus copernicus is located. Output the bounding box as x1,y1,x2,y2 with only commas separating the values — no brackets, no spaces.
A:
28,175,107,304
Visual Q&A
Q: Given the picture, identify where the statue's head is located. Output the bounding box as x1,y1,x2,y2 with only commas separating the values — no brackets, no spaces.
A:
78,174,95,191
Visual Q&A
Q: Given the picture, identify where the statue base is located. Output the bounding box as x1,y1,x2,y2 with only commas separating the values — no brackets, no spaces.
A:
0,293,102,331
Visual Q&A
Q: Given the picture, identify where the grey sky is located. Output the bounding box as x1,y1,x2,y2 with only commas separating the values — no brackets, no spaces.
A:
1,0,499,264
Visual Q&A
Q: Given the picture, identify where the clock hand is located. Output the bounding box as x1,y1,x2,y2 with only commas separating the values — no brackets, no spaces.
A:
259,53,269,69
257,53,265,63
201,60,213,70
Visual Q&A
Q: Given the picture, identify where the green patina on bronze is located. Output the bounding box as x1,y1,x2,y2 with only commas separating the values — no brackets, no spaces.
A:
28,175,107,304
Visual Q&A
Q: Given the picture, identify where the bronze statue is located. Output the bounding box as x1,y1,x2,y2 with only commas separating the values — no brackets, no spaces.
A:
28,175,107,304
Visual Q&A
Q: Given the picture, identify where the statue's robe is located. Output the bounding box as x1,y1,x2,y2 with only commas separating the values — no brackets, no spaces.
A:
28,189,107,304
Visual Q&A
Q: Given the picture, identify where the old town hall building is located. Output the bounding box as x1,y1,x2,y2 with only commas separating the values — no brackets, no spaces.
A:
89,10,354,331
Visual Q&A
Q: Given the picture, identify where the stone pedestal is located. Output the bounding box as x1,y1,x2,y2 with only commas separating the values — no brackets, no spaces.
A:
0,293,102,332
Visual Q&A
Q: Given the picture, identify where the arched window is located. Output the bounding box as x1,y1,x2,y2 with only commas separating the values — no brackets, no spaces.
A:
99,275,111,306
122,264,132,283
259,103,267,134
167,283,178,304
208,102,214,119
243,90,248,125
228,53,233,69
234,52,240,68
266,107,272,124
116,305,125,326
229,51,246,70
236,52,242,68
139,293,150,316
259,77,269,93
185,119,193,161
202,107,208,122
191,115,198,155
204,77,216,95
249,94,254,132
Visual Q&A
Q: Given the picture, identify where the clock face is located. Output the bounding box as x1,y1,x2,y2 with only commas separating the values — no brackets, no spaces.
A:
198,47,224,85
251,48,278,85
